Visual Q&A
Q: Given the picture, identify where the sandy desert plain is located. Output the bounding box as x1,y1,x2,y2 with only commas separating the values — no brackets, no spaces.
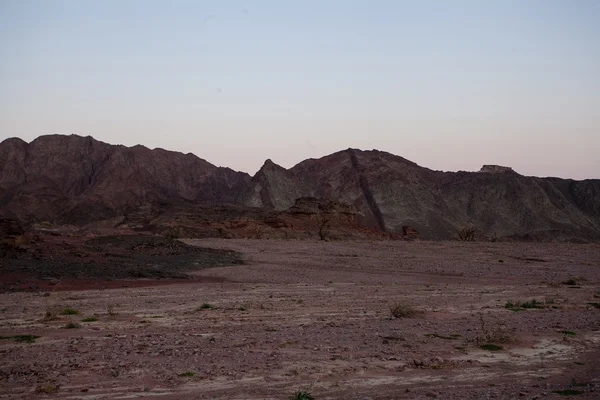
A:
1,238,599,400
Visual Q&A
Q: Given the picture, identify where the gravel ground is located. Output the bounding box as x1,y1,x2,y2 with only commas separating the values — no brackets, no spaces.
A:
1,239,599,399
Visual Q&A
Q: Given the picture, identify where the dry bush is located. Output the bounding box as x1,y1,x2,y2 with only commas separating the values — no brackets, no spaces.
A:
475,315,516,345
457,225,476,241
317,215,331,241
44,306,61,321
107,303,117,316
390,302,424,318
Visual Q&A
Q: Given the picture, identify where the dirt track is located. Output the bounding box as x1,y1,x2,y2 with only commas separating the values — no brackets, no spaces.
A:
1,239,599,399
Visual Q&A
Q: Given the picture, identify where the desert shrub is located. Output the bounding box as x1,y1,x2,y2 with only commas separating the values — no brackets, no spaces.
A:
1,334,40,343
60,307,80,315
197,303,215,310
44,306,61,321
107,304,117,316
558,330,576,336
475,315,516,345
179,371,195,377
480,343,503,351
65,322,81,329
289,390,315,400
505,299,544,310
317,216,331,241
390,302,423,318
457,225,476,241
553,389,584,395
521,299,543,309
36,383,59,393
81,317,98,322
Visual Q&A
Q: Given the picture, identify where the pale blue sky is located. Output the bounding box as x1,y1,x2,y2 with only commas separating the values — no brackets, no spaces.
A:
1,0,598,178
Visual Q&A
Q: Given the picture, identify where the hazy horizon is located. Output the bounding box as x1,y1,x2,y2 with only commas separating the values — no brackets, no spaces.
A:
1,1,598,179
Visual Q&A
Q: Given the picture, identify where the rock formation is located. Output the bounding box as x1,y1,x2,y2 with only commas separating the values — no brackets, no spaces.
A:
1,135,599,241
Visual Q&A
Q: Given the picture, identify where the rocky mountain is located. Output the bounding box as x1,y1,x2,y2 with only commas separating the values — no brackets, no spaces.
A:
0,135,250,224
239,149,600,240
1,135,599,241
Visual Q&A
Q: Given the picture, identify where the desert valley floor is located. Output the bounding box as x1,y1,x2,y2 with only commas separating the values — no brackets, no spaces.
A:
1,239,599,399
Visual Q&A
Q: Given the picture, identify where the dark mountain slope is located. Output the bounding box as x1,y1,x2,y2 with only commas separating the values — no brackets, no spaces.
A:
0,135,251,224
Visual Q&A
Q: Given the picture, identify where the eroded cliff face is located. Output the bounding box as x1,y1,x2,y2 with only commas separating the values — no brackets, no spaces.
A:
1,135,599,241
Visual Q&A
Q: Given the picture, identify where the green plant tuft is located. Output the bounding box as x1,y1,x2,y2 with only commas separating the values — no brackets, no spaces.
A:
480,344,503,351
0,334,40,343
289,390,315,400
552,389,584,396
81,317,98,322
61,307,80,315
197,303,215,310
559,330,576,336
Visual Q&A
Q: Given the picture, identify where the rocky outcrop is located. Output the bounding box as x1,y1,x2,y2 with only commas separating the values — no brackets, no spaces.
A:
479,165,515,174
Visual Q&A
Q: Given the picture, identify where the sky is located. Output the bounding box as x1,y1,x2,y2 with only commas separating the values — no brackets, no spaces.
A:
1,0,598,179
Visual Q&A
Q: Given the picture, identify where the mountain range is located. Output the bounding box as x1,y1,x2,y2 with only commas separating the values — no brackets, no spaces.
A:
1,134,599,241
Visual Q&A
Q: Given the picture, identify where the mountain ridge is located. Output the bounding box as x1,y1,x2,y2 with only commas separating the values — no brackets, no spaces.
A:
1,134,599,241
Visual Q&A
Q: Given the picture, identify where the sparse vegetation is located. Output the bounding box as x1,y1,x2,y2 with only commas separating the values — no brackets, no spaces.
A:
0,334,40,343
61,307,80,315
179,371,195,377
587,302,600,309
198,303,215,310
558,330,576,336
457,224,476,241
44,306,61,321
317,215,331,241
81,317,98,322
563,279,578,286
390,302,423,318
107,304,117,316
504,299,544,310
65,322,81,329
480,344,503,351
36,383,59,394
425,333,461,340
475,315,516,345
552,389,584,396
289,390,315,400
